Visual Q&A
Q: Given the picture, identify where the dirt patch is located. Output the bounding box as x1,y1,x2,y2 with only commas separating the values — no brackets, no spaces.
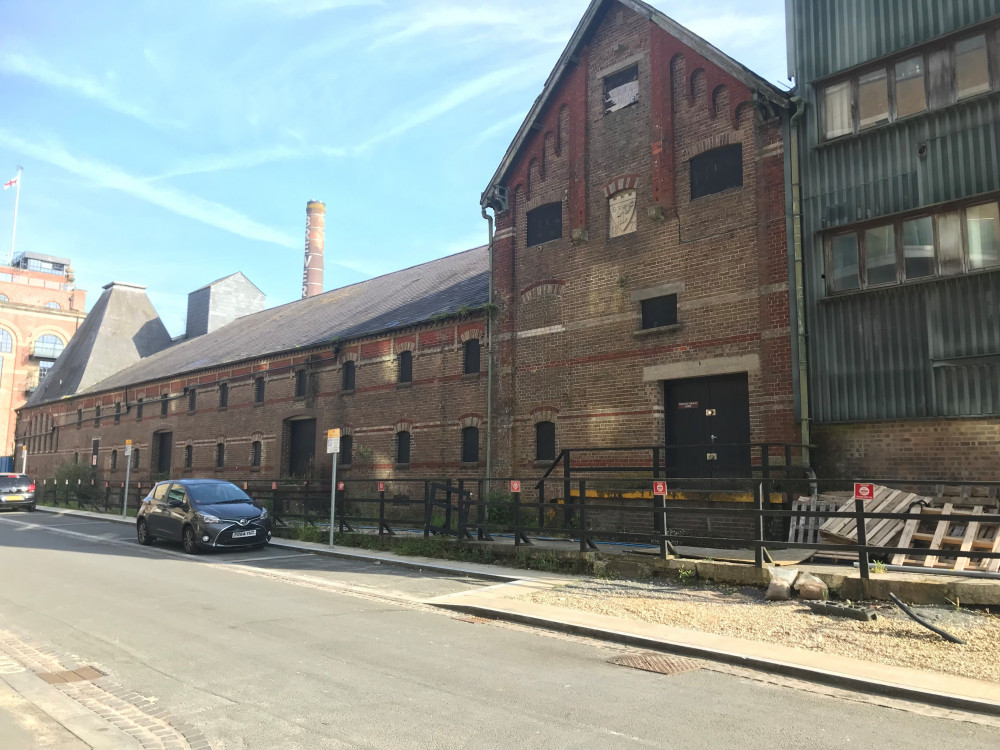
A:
518,579,1000,683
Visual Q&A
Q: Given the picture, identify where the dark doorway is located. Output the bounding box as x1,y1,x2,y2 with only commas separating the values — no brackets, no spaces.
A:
288,419,316,478
665,373,751,478
153,431,173,476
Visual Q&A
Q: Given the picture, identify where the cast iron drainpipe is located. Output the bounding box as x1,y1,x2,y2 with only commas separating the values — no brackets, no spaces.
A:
481,205,495,486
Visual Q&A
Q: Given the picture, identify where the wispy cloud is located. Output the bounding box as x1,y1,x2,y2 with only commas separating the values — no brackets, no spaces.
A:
372,3,575,48
0,129,297,249
357,58,547,152
229,0,384,17
0,52,180,129
473,112,526,146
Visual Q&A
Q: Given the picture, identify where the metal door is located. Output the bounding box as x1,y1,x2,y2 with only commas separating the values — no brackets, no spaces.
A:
160,483,189,541
288,419,317,478
665,373,751,477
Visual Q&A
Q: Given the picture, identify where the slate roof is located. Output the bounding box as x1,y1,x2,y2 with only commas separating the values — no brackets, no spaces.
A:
25,282,173,407
482,0,790,204
64,246,489,400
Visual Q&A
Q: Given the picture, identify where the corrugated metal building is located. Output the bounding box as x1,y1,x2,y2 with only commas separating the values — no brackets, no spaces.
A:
786,0,1000,479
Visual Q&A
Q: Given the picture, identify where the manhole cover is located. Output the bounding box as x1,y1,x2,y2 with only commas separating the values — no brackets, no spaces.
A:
36,666,105,684
609,654,701,675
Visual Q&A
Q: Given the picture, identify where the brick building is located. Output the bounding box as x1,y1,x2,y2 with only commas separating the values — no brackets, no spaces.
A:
15,0,799,486
482,0,798,478
0,252,87,459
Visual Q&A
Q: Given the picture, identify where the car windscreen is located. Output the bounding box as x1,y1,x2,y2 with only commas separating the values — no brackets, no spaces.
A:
186,483,252,505
0,477,30,490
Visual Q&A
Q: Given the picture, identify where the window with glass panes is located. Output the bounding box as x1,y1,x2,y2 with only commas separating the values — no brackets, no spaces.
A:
827,199,1000,292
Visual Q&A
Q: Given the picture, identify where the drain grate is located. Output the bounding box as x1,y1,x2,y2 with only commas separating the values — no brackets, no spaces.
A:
456,616,494,625
36,666,105,684
609,653,701,676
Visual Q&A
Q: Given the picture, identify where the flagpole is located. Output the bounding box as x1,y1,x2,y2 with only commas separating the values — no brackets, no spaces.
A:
8,166,22,267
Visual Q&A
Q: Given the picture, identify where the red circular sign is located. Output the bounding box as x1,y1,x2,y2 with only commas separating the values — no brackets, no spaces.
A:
653,481,667,496
510,480,521,493
377,481,385,492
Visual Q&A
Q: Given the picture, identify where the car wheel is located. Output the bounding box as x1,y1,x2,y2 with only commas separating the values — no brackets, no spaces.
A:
27,503,36,512
137,519,153,545
182,526,200,555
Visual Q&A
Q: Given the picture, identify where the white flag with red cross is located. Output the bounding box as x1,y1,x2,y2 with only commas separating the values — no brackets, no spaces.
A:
3,175,17,190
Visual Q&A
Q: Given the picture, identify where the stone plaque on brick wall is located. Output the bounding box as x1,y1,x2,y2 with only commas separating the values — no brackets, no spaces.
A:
609,189,637,237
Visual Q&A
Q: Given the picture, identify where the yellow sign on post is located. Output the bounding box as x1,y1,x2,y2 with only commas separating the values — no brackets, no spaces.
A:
326,429,341,454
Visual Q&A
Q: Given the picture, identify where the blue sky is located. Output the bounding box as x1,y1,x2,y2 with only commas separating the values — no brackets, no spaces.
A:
0,0,787,335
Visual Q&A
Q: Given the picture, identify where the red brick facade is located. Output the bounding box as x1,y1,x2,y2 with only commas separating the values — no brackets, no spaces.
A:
16,319,487,483
1,264,86,457
487,4,797,477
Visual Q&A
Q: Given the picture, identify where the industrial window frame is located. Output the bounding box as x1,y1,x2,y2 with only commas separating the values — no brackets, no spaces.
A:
136,398,144,421
160,394,169,417
185,445,193,470
0,328,11,353
819,26,998,141
254,376,266,404
218,383,228,409
94,405,101,428
824,197,1000,293
294,370,307,398
111,450,118,472
187,388,197,413
114,402,121,424
251,441,262,468
215,442,225,469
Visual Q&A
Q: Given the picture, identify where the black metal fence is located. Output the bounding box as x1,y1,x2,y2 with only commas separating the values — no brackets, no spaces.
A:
33,474,1000,580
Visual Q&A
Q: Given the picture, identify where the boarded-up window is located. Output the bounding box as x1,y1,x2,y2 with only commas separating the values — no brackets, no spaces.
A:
464,338,480,375
895,57,926,117
604,64,639,113
858,69,889,128
640,295,678,329
690,144,743,200
830,233,860,291
535,421,556,462
823,81,852,138
864,224,897,285
526,202,562,246
396,431,410,465
398,351,412,383
462,426,479,463
956,34,990,99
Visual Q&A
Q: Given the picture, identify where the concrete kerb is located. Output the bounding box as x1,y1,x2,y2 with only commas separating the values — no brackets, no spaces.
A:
429,600,1000,718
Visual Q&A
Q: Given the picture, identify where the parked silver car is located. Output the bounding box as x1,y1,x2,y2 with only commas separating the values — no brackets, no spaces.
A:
0,473,36,511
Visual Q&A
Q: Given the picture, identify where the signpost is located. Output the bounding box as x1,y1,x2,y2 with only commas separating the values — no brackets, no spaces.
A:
854,482,874,501
20,445,26,475
327,429,340,546
122,441,133,518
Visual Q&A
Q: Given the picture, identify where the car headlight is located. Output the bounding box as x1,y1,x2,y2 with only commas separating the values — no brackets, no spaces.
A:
197,512,221,524
259,507,269,520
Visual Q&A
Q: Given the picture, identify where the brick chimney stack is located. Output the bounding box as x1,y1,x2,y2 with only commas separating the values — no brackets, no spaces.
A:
302,200,325,299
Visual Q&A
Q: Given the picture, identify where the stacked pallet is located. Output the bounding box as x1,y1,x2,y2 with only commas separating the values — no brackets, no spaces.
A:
892,504,1000,572
787,495,839,545
818,485,925,548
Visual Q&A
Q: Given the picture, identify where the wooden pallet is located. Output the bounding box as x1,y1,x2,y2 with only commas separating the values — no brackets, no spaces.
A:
892,504,1000,571
819,486,924,548
788,496,839,544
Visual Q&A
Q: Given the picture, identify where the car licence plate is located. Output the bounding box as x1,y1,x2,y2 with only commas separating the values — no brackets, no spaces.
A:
232,529,256,539
2,495,23,502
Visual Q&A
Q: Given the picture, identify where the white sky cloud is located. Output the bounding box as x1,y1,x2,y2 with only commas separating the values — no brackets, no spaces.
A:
0,52,181,129
0,129,298,249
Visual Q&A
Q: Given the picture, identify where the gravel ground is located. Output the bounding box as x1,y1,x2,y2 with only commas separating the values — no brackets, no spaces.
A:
518,578,1000,683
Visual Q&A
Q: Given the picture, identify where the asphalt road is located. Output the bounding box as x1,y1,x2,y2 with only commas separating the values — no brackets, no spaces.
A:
1,511,999,750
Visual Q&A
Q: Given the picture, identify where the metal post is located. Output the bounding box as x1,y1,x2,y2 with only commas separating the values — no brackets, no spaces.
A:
328,451,338,547
21,445,27,475
122,456,132,519
754,482,765,568
378,484,386,537
578,480,587,553
8,166,22,266
514,488,522,548
854,497,871,581
563,451,572,528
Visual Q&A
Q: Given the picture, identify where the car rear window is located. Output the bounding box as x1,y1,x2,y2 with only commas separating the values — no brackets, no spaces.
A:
0,476,31,490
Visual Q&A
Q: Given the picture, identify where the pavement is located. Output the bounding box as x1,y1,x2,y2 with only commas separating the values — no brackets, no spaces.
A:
0,506,999,748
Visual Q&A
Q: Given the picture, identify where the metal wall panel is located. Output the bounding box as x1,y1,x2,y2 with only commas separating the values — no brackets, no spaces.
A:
789,0,1000,422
